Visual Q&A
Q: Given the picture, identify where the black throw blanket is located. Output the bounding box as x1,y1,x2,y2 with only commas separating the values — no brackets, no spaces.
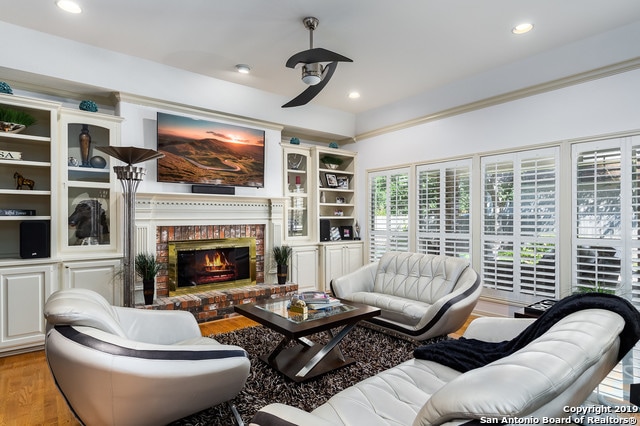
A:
414,293,640,372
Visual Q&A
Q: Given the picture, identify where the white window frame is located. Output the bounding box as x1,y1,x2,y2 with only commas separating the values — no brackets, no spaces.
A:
480,147,560,302
416,159,472,261
367,167,411,262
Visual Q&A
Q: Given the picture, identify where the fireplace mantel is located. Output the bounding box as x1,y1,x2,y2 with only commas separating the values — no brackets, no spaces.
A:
136,192,286,224
134,192,286,290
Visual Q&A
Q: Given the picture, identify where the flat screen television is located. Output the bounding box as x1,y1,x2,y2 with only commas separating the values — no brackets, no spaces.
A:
156,112,265,187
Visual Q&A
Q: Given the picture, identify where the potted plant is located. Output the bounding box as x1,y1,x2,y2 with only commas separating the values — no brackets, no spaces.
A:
0,107,36,133
135,252,162,305
273,245,293,284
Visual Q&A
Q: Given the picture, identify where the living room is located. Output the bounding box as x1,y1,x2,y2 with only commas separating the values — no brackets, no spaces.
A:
2,1,640,425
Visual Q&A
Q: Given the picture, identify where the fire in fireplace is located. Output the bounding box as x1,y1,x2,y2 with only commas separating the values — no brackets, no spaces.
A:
168,238,256,295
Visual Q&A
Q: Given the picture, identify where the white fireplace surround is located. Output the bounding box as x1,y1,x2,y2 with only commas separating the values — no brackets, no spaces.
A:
134,192,286,281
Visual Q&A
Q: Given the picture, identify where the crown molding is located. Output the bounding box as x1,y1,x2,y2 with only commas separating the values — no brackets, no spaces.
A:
113,92,284,132
354,57,640,142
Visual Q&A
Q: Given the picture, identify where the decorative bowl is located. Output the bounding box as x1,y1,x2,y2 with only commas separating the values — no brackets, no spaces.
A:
90,155,107,169
323,162,339,170
288,154,303,170
0,122,25,133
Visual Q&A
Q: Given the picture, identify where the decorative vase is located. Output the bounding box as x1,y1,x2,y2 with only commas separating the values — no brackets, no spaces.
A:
79,124,92,167
143,278,155,305
277,264,288,285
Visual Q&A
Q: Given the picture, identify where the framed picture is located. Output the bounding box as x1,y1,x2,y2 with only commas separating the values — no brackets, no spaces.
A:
340,225,353,240
336,176,349,189
325,173,338,187
330,226,341,241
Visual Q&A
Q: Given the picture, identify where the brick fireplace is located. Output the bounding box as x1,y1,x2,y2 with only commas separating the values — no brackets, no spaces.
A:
133,193,296,322
156,224,264,297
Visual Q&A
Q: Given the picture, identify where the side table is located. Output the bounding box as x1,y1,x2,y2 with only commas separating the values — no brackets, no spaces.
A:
514,299,557,319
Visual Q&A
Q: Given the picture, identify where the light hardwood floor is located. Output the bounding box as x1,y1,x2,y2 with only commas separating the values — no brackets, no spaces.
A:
0,315,472,424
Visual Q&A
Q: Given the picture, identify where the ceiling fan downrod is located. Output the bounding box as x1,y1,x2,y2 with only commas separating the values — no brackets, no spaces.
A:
303,17,319,49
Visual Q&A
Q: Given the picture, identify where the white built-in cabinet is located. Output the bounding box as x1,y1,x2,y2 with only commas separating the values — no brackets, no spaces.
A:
321,241,364,292
0,94,123,354
0,264,55,354
289,245,319,291
282,141,364,292
58,108,122,256
62,259,122,304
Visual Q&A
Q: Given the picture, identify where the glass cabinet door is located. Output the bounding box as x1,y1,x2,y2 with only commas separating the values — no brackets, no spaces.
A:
66,123,111,184
60,109,122,253
67,186,112,247
284,146,311,240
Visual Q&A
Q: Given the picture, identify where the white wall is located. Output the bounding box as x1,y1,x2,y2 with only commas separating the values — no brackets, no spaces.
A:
0,21,355,139
352,68,640,223
116,100,284,197
355,20,640,136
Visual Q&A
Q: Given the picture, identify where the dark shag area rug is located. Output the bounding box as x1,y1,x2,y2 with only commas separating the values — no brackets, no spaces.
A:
170,324,436,426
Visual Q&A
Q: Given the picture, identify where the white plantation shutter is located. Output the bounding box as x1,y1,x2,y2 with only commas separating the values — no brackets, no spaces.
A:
368,168,410,262
417,161,471,259
519,157,557,296
573,144,622,294
481,148,559,299
572,137,640,404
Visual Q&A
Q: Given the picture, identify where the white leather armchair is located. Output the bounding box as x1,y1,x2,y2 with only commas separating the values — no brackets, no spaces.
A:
43,288,251,426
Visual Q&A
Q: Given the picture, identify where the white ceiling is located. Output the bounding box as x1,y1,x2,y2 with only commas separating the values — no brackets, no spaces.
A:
2,0,640,115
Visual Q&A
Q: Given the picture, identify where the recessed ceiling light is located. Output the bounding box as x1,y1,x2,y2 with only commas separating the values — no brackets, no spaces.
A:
512,23,534,35
348,91,360,99
235,64,251,74
56,0,82,14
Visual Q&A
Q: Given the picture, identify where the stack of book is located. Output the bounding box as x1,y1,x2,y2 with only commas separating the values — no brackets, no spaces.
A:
297,291,341,310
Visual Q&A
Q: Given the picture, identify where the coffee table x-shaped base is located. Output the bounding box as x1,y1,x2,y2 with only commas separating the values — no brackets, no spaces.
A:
262,322,357,382
235,299,380,383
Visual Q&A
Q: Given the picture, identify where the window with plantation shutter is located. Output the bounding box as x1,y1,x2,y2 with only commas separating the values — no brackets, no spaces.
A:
572,137,640,405
368,168,410,262
416,160,471,260
573,144,623,294
481,148,559,299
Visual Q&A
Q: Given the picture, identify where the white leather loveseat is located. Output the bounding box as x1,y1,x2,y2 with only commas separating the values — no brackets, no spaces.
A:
250,295,640,425
332,251,482,340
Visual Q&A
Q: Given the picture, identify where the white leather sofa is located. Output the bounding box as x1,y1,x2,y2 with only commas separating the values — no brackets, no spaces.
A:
43,288,251,426
250,305,633,425
331,252,482,340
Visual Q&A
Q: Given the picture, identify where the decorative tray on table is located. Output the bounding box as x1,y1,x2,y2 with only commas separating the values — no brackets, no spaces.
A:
523,299,557,316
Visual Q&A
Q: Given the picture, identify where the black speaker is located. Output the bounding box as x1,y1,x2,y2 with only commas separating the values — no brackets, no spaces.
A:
20,220,50,259
192,185,235,195
320,219,331,242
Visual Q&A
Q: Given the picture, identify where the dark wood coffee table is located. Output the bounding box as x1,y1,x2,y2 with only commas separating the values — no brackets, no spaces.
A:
234,298,380,382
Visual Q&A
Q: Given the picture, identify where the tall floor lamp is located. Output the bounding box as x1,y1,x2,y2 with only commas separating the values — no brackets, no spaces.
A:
95,146,164,307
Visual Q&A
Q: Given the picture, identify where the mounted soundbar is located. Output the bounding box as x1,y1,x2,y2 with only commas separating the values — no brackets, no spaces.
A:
191,185,236,195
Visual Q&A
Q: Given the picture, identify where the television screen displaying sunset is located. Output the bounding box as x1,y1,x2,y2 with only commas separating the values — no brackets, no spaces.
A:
157,112,265,187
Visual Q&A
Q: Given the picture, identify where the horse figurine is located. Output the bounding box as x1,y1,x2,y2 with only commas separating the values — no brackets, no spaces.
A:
14,172,35,190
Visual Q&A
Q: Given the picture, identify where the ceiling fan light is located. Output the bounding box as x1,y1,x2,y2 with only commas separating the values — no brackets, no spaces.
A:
302,63,323,85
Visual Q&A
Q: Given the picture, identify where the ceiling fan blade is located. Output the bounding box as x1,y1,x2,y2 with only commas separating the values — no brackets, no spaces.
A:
286,48,352,68
282,62,338,108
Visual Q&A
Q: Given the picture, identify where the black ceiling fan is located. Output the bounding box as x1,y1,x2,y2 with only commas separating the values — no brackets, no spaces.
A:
282,17,353,108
